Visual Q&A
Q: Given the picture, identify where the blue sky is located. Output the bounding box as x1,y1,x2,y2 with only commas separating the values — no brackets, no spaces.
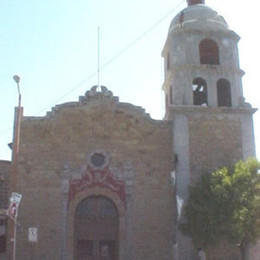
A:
0,0,259,160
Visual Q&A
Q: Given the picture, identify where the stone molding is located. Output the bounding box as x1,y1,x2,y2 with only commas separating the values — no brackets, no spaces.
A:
60,154,135,259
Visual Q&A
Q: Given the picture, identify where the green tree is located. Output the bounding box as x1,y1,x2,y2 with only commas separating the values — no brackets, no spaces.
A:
180,158,260,260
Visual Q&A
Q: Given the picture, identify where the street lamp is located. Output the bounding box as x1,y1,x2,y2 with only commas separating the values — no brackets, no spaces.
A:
13,75,21,109
11,74,22,190
8,75,23,260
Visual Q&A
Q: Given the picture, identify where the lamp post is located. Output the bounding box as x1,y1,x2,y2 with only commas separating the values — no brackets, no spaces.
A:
8,75,23,260
13,75,21,108
12,75,22,190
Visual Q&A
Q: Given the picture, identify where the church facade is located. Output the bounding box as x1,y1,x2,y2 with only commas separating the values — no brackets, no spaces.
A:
0,0,256,259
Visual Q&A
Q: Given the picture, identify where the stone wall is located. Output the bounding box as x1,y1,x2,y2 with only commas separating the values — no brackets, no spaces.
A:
168,106,251,259
188,110,243,181
15,91,175,259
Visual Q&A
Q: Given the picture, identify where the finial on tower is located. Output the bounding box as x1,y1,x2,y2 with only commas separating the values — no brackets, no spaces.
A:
187,0,205,6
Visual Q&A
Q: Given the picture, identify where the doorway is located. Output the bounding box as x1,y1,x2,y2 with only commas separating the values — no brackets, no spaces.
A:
74,196,119,260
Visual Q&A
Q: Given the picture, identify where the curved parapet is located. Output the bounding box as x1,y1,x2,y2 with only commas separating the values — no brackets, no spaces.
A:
42,86,164,125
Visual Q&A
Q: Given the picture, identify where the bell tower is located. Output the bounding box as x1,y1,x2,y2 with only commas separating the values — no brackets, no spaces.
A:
162,1,256,258
162,0,245,111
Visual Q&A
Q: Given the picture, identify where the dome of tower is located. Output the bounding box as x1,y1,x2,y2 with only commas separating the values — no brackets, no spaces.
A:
169,4,229,33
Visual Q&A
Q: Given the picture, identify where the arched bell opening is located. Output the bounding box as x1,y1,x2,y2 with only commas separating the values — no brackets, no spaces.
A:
199,38,220,65
217,79,232,107
192,78,208,106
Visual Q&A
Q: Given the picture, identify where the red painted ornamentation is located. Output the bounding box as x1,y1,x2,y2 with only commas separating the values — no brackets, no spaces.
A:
69,166,126,204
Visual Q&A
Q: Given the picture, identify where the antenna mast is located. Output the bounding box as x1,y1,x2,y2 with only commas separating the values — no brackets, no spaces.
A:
97,27,100,90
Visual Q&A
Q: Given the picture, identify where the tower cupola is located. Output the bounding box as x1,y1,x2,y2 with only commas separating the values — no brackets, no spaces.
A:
162,1,245,115
187,0,205,6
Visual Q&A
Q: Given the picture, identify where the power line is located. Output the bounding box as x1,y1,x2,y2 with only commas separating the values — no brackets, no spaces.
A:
33,0,185,116
0,0,185,137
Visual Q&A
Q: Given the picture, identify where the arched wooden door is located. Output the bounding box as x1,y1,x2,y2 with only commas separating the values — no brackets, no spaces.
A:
74,196,119,260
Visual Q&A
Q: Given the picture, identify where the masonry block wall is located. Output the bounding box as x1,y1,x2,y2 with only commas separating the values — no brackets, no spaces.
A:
15,91,175,260
188,111,243,175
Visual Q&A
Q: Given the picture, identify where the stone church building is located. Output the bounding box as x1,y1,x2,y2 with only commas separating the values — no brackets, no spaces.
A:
0,0,256,259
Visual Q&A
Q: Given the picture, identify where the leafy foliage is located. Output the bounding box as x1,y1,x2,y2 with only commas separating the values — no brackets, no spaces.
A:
180,158,260,248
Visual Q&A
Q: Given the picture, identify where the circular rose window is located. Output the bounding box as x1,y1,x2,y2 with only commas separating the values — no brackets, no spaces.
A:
90,153,106,168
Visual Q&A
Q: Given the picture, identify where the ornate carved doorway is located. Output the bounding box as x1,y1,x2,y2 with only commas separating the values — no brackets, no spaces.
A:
74,196,119,260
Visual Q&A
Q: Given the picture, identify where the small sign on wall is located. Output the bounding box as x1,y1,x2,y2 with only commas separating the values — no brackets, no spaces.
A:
7,192,22,221
10,192,22,204
28,227,38,242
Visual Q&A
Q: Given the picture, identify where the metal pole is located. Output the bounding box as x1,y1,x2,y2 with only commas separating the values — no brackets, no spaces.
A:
13,210,18,260
12,76,21,191
9,75,22,260
30,243,34,260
